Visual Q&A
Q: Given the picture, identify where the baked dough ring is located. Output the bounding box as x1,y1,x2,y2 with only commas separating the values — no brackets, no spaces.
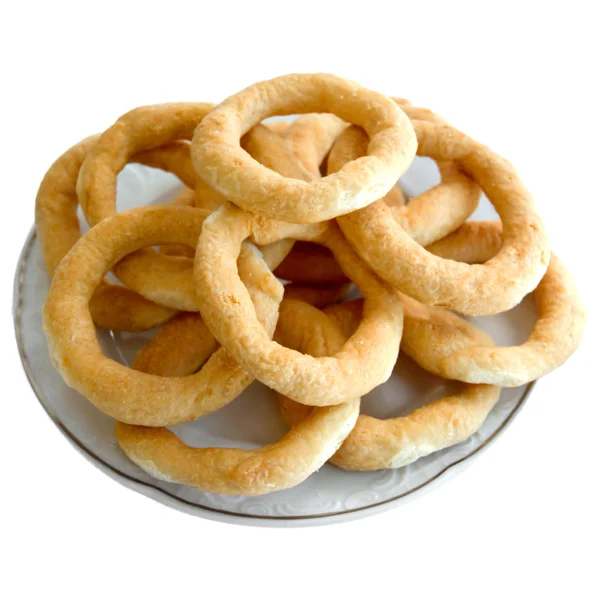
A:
425,221,586,386
35,135,188,332
115,305,359,496
276,299,500,471
194,202,404,406
333,120,550,315
191,73,417,223
77,103,214,226
115,390,359,495
43,205,285,426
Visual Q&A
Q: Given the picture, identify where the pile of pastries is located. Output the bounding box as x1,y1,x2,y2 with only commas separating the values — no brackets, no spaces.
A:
37,73,585,495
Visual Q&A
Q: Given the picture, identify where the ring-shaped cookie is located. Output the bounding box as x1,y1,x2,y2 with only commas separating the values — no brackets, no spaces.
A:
194,202,404,406
276,299,500,471
77,103,214,226
114,301,359,496
425,221,586,386
35,135,191,332
42,205,284,426
191,73,417,223
115,391,359,495
333,120,550,315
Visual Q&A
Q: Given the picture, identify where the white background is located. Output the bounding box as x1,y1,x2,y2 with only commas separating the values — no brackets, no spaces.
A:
1,2,598,599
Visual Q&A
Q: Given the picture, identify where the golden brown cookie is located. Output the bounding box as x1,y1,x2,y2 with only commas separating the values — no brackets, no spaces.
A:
43,206,284,426
194,202,404,406
426,221,586,385
115,300,359,496
191,73,417,223
333,120,550,315
35,135,193,332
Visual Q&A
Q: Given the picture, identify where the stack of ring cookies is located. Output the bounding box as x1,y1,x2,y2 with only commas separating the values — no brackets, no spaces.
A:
38,73,586,496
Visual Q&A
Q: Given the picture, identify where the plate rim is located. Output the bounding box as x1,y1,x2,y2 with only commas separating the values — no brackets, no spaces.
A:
14,226,535,526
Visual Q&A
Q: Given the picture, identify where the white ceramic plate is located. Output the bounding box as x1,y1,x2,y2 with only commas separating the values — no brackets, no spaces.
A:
14,156,536,527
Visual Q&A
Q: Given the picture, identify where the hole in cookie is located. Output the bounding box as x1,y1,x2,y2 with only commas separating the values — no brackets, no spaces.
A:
465,294,538,346
360,353,463,420
116,163,185,212
399,156,440,198
169,382,287,450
